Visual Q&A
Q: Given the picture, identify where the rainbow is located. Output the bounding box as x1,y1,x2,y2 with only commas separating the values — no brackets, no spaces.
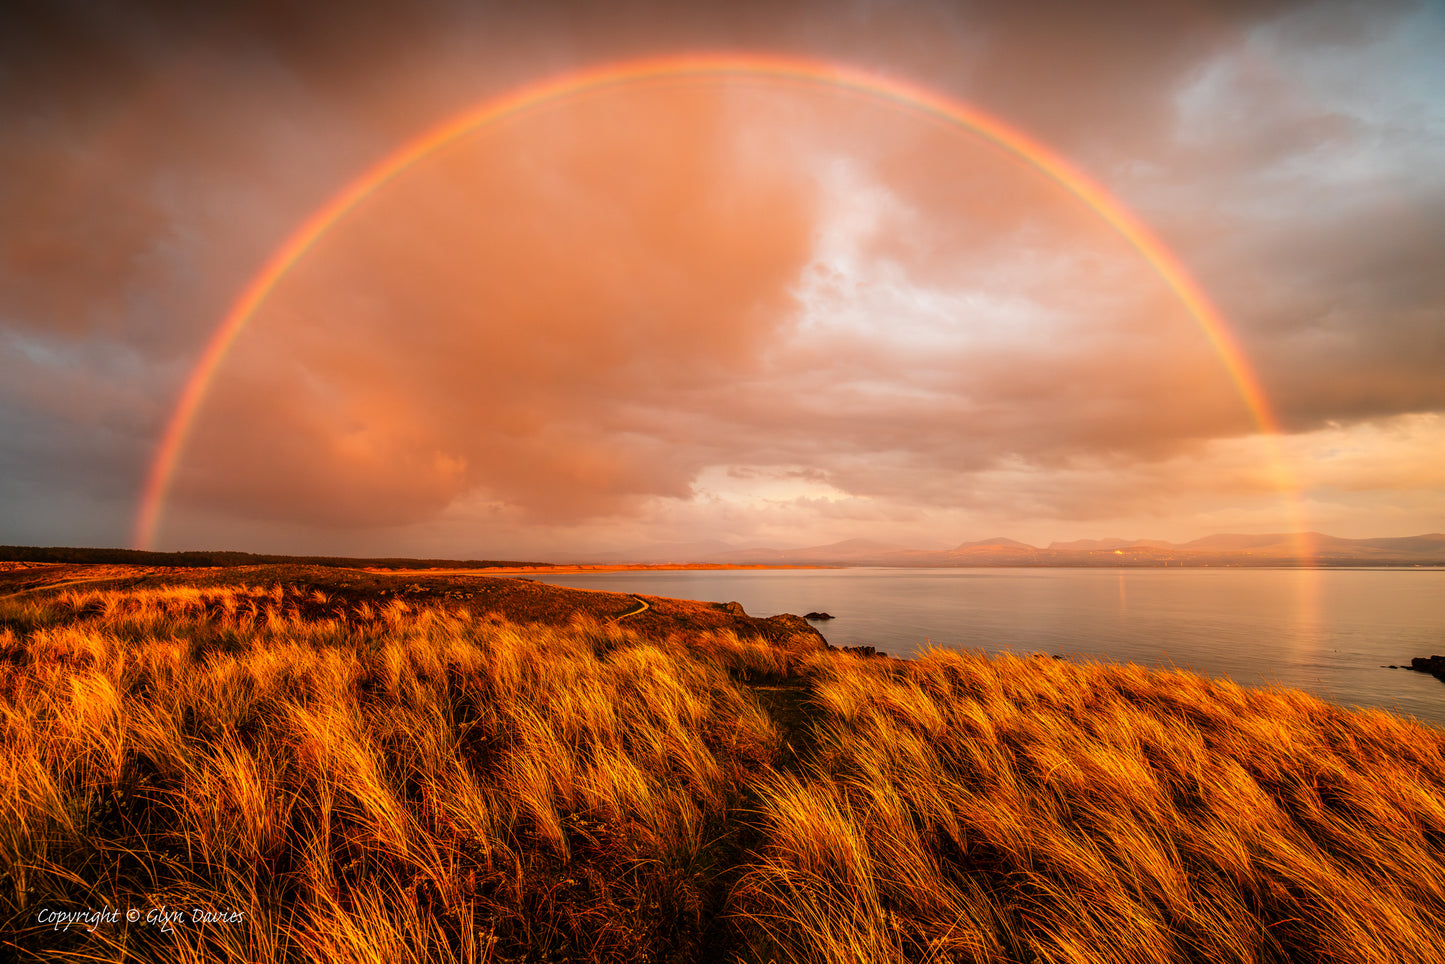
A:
134,52,1304,554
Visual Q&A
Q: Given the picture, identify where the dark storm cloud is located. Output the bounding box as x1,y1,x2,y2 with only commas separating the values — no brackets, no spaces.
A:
1140,2,1445,434
0,0,1359,344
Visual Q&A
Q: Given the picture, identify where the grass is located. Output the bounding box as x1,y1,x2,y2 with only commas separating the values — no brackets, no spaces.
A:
2,571,1444,962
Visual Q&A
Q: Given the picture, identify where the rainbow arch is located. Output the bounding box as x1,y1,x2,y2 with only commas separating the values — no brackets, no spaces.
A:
134,51,1299,551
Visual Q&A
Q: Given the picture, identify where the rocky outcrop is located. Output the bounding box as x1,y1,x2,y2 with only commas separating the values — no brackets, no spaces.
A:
759,612,827,644
1407,656,1445,680
804,611,834,620
700,602,833,648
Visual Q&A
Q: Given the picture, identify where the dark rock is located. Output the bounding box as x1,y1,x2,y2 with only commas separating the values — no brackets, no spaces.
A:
804,611,834,620
1408,655,1445,681
823,641,886,658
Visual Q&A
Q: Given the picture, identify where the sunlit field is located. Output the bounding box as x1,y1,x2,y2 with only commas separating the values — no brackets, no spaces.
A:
4,574,1445,963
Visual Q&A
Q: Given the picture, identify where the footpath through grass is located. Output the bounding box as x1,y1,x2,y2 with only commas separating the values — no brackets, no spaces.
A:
2,568,1445,963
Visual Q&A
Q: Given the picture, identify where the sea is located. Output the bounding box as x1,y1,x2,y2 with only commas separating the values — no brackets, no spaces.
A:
517,567,1445,729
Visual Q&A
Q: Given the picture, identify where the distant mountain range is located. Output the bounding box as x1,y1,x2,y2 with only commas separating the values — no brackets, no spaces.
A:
584,532,1445,567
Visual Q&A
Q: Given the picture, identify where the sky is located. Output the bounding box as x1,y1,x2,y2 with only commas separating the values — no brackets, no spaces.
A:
1,0,1442,559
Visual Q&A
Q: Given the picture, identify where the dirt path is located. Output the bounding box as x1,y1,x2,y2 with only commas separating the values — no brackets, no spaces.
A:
697,674,827,959
0,573,147,600
612,595,650,622
743,678,825,775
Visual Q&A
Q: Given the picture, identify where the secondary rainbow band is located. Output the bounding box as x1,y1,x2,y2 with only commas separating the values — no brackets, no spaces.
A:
134,52,1300,551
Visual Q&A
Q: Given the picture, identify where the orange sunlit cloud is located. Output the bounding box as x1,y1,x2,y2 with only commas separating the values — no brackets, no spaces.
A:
165,80,1266,543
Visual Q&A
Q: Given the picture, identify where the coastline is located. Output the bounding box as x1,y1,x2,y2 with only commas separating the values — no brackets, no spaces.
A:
363,563,839,575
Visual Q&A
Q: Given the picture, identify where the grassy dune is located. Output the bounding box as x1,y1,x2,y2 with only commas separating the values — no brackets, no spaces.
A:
2,572,1444,962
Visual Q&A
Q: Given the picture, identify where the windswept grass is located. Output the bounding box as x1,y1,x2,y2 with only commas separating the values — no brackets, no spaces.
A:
0,583,788,962
2,576,1445,963
738,648,1445,964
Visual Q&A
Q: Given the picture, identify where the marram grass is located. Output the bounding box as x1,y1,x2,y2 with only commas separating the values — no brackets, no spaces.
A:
1,581,1444,963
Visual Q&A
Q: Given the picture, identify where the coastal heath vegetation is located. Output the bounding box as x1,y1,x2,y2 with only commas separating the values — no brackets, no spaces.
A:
1,578,1444,963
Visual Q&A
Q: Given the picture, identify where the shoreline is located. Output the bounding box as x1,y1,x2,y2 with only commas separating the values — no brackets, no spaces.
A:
361,563,839,575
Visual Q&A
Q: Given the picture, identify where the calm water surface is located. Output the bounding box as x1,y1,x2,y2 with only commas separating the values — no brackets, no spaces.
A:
519,568,1445,728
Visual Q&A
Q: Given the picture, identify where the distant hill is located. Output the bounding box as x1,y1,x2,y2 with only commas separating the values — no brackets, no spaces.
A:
0,546,548,570
1178,533,1321,552
953,537,1036,550
1357,534,1445,552
595,531,1445,567
1048,537,1174,551
1175,532,1445,563
11,531,1442,572
580,540,740,564
1049,537,1133,551
709,538,911,566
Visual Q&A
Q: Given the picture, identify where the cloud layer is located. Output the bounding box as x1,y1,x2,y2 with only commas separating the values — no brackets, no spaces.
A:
2,0,1441,554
